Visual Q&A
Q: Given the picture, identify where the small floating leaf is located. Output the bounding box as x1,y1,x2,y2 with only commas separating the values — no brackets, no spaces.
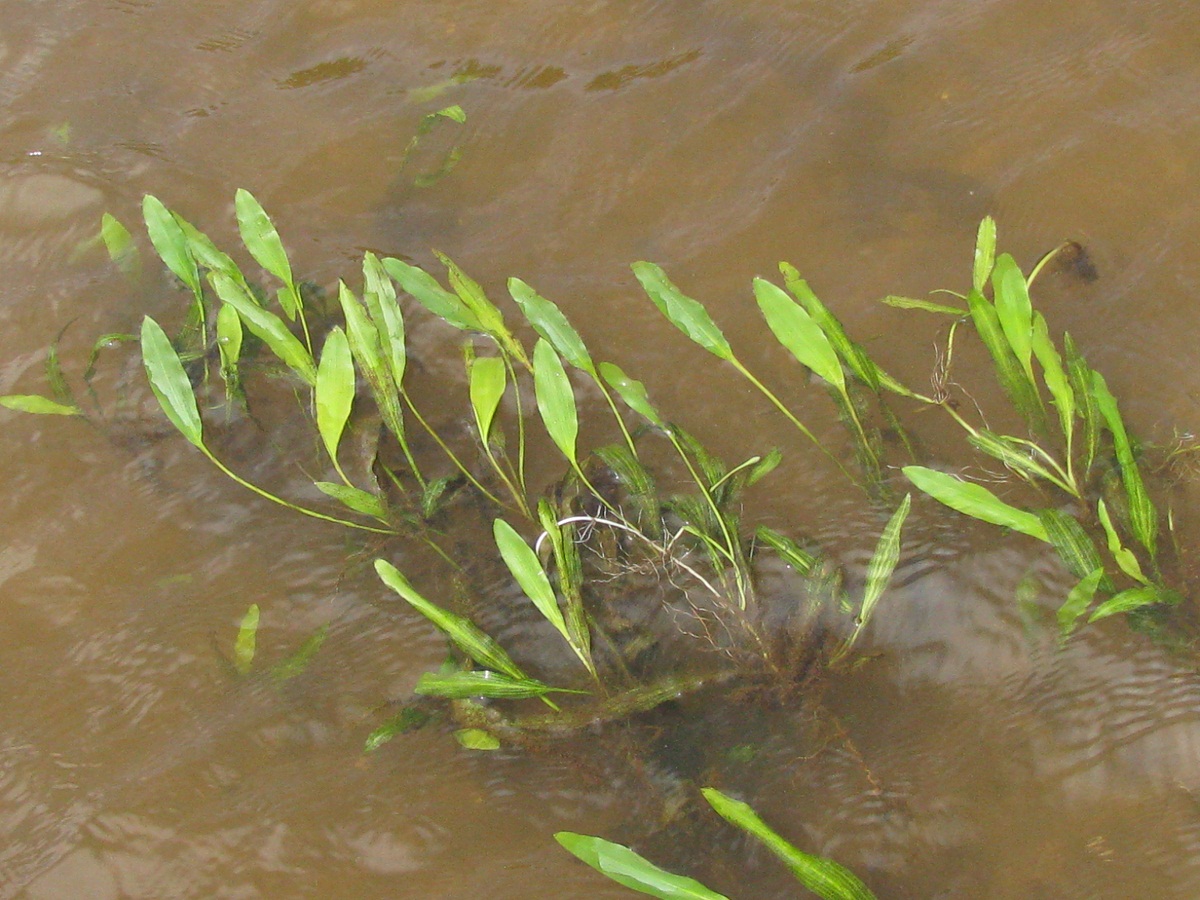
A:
315,327,355,467
363,252,408,388
555,832,729,900
493,518,580,663
235,188,300,319
599,361,665,428
210,272,316,385
754,277,843,388
633,262,732,361
338,281,405,443
381,257,481,331
973,216,997,293
509,277,595,375
0,395,79,415
454,728,500,751
991,253,1035,384
702,788,876,900
140,316,203,448
216,302,243,392
142,195,200,296
533,339,578,465
903,466,1047,541
234,603,259,675
469,355,506,444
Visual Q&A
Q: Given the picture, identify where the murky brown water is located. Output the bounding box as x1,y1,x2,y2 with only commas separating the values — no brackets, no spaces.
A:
5,1,1200,897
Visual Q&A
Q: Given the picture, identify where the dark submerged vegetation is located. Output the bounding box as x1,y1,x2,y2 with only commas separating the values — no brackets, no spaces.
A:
5,193,1193,898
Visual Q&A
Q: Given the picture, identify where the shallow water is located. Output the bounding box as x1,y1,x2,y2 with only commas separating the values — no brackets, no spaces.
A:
5,1,1200,897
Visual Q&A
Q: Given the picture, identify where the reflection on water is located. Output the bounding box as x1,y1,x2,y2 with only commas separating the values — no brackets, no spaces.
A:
4,1,1200,897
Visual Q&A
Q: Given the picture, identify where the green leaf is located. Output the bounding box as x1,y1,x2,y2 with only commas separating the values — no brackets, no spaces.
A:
856,493,910,630
1037,508,1109,588
1031,312,1074,448
754,277,844,389
1091,370,1157,558
967,288,1041,425
315,482,387,520
881,295,966,315
555,833,729,900
1057,568,1105,640
633,262,732,361
1064,333,1099,473
363,252,408,389
493,518,585,665
83,332,138,383
315,327,355,467
537,498,594,677
142,195,200,296
1096,498,1149,585
234,603,259,675
745,447,783,487
210,272,316,385
1089,585,1180,623
216,302,243,390
973,216,997,293
421,476,455,520
508,277,596,375
271,624,328,681
234,188,300,319
337,281,406,443
780,264,881,391
436,253,524,364
381,257,482,331
469,355,507,445
140,316,203,448
599,361,665,428
174,215,246,285
363,706,431,752
533,339,579,465
454,728,501,751
991,253,1035,384
101,212,139,277
414,670,582,700
755,526,818,576
702,788,876,900
0,395,79,415
375,559,528,680
903,466,1047,541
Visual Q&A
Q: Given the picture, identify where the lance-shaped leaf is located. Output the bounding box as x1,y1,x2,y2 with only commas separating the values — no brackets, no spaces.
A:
414,670,582,700
234,603,259,675
494,518,592,672
363,252,407,388
437,253,528,366
903,466,1047,541
755,526,819,576
633,262,732,360
210,272,316,385
216,302,243,391
1057,568,1105,640
140,316,203,448
175,215,246,286
0,395,80,415
1089,585,1181,623
315,482,387,521
855,493,910,632
1064,333,1099,472
101,212,139,277
469,355,507,444
337,282,405,443
882,295,966,315
992,253,1035,384
703,788,876,900
1096,498,1150,585
754,277,844,388
555,833,729,900
1038,508,1110,589
780,264,881,392
315,327,355,467
533,339,578,465
538,499,594,677
1091,370,1157,557
599,361,665,428
381,257,482,331
142,195,200,296
967,288,1041,425
235,188,301,319
1031,312,1074,447
271,624,329,682
509,277,595,375
374,559,527,680
973,216,997,293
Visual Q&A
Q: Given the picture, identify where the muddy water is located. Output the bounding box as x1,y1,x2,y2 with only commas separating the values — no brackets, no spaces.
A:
5,1,1200,897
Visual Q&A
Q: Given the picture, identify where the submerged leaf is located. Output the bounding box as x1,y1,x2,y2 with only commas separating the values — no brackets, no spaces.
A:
0,395,79,416
881,295,966,315
1038,508,1109,589
633,262,732,361
856,493,910,631
272,625,329,681
454,728,501,751
415,670,582,700
1091,370,1157,558
1089,585,1180,623
140,316,203,448
903,466,1047,541
755,526,818,576
1096,498,1149,585
101,212,139,277
555,832,729,900
703,788,876,900
1057,568,1105,641
781,264,880,392
363,705,430,752
363,252,408,389
234,603,259,675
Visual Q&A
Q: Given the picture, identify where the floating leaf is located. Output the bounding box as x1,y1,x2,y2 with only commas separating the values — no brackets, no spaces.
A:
315,482,387,520
633,262,732,361
142,195,200,296
745,447,783,487
234,603,259,675
454,728,500,751
381,257,481,331
533,339,578,465
375,559,528,680
903,466,1047,541
0,395,79,416
509,277,595,375
781,264,880,392
754,277,843,388
437,253,526,364
140,316,203,448
415,670,582,700
337,282,406,443
216,302,243,392
967,288,1040,425
599,361,665,428
363,705,430,752
991,253,1035,385
702,788,876,900
973,216,997,293
210,272,316,385
555,832,729,900
315,327,355,467
235,188,300,318
469,355,506,444
1057,568,1105,640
